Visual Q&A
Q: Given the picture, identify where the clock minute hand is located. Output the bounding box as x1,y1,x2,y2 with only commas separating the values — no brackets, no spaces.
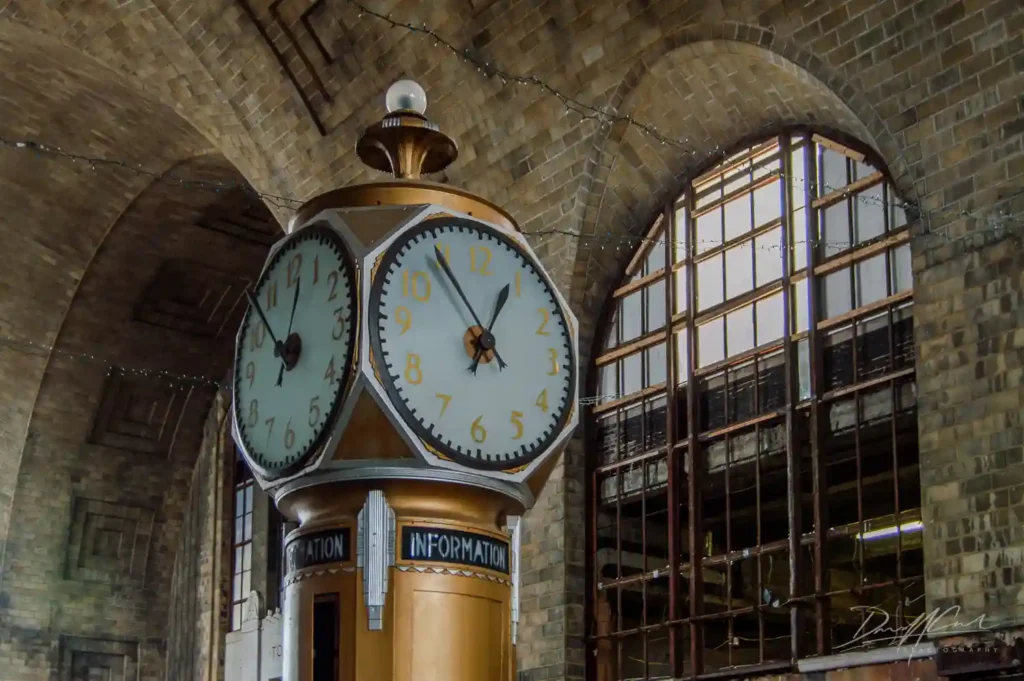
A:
245,289,284,355
276,278,301,387
434,245,486,328
470,283,510,374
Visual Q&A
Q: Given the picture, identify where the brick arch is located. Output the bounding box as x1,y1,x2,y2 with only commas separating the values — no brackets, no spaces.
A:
568,29,919,364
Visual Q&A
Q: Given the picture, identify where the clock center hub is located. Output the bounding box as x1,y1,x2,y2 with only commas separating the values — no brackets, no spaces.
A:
275,332,303,370
463,326,496,364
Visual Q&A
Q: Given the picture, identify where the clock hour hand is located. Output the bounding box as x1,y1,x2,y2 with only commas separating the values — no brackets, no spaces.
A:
245,289,284,356
276,278,301,387
469,283,510,374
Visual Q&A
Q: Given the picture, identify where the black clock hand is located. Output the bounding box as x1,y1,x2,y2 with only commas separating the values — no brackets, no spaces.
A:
276,278,301,387
434,245,486,328
431,246,509,370
469,283,510,374
245,289,284,355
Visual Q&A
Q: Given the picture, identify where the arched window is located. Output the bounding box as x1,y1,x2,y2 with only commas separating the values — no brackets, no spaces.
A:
588,131,919,680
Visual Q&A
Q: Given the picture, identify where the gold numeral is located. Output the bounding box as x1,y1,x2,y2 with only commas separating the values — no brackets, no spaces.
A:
470,246,493,275
536,308,551,335
395,306,412,335
245,361,256,389
327,271,339,301
284,419,295,450
471,416,487,443
332,309,345,340
250,322,267,351
547,348,560,375
264,417,275,442
288,253,302,288
535,389,549,412
308,396,320,427
405,353,423,385
515,271,521,297
324,356,336,383
248,399,259,427
266,281,278,309
402,271,432,302
511,410,524,440
436,393,452,417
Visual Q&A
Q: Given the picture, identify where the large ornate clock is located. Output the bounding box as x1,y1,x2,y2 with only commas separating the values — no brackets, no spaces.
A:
232,223,359,480
367,215,577,472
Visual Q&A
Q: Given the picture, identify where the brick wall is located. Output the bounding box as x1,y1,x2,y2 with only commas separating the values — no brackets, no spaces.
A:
0,1,1022,680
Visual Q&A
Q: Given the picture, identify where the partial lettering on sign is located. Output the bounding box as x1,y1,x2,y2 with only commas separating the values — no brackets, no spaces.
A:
284,528,351,573
400,526,510,575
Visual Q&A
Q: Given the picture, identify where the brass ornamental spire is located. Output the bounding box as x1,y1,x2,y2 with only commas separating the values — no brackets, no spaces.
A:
356,79,458,179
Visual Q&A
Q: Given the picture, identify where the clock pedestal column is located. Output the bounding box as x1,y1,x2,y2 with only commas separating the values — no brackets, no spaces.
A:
275,474,525,681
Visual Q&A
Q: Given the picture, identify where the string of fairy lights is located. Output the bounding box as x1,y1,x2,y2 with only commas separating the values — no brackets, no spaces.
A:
0,0,1022,406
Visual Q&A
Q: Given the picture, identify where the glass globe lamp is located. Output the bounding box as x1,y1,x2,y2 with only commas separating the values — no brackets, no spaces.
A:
385,80,427,115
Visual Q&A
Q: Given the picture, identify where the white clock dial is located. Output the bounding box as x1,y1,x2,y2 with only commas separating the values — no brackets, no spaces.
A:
234,224,358,478
369,217,576,471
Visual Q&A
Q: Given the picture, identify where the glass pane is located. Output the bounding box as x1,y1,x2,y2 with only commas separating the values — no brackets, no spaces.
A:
644,235,666,274
674,269,689,313
698,318,726,368
854,185,886,243
645,343,667,387
245,485,253,513
755,227,783,286
823,268,853,319
724,164,751,193
598,364,617,403
623,353,642,396
798,338,811,400
234,515,243,542
794,279,809,333
234,546,243,573
696,207,722,254
821,201,850,257
853,159,874,181
791,206,808,272
235,489,244,518
756,292,785,345
789,143,806,193
232,573,241,599
621,291,642,343
820,147,849,193
604,308,619,349
697,254,724,311
725,241,754,299
675,329,689,383
753,181,782,228
890,185,908,228
726,305,755,356
724,193,753,241
241,570,251,595
674,207,689,263
646,280,667,332
243,543,252,571
232,604,242,631
244,513,253,541
696,184,721,210
856,253,888,307
753,152,780,181
892,244,912,292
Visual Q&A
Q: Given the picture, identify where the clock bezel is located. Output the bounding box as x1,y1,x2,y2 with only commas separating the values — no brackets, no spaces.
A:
366,215,578,472
232,222,360,481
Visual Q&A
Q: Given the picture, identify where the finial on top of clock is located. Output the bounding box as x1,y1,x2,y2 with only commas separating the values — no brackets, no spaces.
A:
356,79,458,180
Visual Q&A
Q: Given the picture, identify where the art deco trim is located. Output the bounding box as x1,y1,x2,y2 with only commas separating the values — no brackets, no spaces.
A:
508,516,522,645
396,565,512,586
282,566,357,587
358,490,395,631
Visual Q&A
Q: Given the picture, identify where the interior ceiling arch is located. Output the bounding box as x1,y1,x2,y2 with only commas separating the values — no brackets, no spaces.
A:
0,23,278,573
571,39,879,364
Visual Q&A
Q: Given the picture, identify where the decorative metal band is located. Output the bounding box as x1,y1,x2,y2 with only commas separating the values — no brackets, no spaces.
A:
358,490,395,631
282,566,357,587
507,516,522,645
273,464,535,509
396,565,512,586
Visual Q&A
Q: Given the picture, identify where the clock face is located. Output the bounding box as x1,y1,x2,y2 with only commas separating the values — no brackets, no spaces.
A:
233,223,358,479
368,217,576,471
